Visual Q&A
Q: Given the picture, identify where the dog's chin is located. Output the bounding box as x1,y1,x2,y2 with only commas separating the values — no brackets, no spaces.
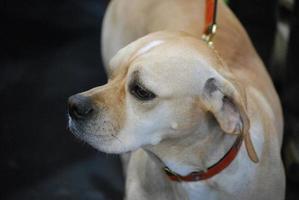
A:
81,134,128,154
68,119,130,154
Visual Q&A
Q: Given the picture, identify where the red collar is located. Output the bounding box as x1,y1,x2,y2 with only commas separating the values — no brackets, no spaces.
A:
164,135,243,182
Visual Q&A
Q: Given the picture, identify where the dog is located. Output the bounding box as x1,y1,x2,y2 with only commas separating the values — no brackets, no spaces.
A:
68,0,285,199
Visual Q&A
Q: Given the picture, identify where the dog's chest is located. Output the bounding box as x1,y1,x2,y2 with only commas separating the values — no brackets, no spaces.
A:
179,181,218,200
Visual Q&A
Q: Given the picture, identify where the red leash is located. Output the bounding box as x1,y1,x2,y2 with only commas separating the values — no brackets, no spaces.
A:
202,0,218,45
204,0,216,33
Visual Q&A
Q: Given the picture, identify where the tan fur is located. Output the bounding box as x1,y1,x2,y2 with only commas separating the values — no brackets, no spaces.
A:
82,69,128,134
68,0,285,199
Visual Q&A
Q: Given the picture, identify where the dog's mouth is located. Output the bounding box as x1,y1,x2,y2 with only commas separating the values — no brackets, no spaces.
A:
68,116,127,153
68,116,110,138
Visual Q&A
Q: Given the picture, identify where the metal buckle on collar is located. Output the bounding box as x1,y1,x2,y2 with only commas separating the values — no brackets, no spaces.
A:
202,24,217,46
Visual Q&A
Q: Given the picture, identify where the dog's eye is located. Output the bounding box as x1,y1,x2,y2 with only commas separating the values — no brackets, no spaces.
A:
130,83,156,101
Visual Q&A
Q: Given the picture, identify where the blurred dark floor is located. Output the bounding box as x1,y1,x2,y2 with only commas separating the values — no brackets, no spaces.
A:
0,0,298,199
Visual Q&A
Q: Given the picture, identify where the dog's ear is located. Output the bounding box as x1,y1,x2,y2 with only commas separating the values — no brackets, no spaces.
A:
202,76,259,163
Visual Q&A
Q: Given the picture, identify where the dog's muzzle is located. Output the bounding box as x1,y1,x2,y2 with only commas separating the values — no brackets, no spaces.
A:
68,94,94,120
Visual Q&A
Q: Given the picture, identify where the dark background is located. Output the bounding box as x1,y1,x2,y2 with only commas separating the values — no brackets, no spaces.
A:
1,0,298,199
1,0,124,199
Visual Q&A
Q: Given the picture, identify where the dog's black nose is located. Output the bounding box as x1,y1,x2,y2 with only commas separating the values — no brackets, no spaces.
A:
68,94,94,120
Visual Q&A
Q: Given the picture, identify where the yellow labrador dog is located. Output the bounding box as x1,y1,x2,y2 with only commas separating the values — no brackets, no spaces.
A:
68,0,285,199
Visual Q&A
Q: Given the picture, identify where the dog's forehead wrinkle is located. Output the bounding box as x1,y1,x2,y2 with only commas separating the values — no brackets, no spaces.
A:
136,40,165,56
129,41,219,88
135,56,218,97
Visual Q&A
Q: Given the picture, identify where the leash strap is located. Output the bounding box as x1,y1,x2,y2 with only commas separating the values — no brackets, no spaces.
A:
202,0,218,45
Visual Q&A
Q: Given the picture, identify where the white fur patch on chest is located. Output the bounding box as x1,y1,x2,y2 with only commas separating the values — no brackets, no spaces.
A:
182,182,217,200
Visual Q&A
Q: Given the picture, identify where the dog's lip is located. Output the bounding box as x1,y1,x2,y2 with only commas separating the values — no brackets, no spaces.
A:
68,117,117,143
75,128,116,142
87,132,114,140
72,130,116,146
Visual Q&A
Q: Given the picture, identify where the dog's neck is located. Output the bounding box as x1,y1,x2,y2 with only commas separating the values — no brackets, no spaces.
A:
144,118,237,176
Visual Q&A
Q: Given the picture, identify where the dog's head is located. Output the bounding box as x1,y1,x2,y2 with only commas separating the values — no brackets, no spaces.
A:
68,32,257,161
